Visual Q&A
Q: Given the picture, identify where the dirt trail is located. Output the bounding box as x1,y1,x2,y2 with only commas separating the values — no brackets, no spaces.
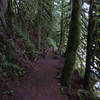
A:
1,52,68,100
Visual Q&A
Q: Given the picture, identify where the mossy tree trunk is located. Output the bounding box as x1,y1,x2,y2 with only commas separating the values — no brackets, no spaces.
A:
61,0,81,87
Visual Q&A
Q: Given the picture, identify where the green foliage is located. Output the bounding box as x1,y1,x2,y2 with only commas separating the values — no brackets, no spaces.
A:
13,24,36,60
0,52,25,80
90,89,100,100
75,65,85,78
77,89,90,100
47,37,57,48
24,40,35,61
18,0,38,25
0,0,99,97
13,25,27,40
77,89,100,100
24,40,35,54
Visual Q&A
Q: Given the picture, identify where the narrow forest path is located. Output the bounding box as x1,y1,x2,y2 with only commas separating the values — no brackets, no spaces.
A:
2,51,68,100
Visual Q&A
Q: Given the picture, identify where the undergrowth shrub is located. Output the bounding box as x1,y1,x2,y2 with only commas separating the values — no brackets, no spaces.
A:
90,88,100,100
77,88,100,100
76,67,85,78
77,89,90,100
0,52,25,81
24,40,35,61
47,37,57,48
13,25,36,61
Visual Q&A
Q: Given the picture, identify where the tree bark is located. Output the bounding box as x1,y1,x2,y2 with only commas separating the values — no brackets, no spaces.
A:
6,0,13,29
38,23,41,51
61,0,81,87
59,0,64,53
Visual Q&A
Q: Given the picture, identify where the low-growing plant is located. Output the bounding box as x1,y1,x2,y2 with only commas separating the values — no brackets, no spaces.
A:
0,52,25,81
77,89,90,100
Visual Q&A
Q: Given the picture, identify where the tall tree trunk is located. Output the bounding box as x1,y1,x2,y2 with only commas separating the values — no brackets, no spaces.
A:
37,0,41,51
38,23,41,51
61,0,81,87
0,0,7,28
0,0,9,34
59,0,64,53
6,0,13,29
83,0,95,89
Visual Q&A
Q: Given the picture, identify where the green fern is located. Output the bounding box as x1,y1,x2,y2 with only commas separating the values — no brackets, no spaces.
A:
47,37,57,48
77,89,90,100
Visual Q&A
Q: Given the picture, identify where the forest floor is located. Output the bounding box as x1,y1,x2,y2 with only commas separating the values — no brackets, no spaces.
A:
0,50,82,100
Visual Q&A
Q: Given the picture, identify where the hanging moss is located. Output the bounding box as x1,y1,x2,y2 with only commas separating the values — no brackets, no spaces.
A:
61,0,81,87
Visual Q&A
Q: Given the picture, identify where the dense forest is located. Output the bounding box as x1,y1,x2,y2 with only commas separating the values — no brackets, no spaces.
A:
0,0,100,100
